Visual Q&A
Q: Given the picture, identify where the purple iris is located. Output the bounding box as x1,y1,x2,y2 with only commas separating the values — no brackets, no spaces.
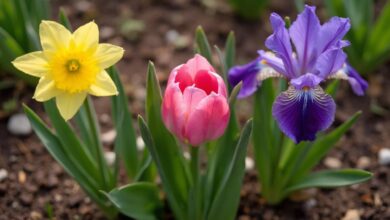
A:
228,5,368,143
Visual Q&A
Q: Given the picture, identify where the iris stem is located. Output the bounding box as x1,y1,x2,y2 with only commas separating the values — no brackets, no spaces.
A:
83,97,109,190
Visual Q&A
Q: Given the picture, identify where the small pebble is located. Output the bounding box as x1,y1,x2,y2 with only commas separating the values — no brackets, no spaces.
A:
18,170,26,184
324,157,342,169
378,148,390,165
0,169,8,182
20,193,33,205
183,151,190,160
357,156,371,169
245,157,255,170
7,113,32,135
104,151,116,166
136,136,145,151
30,211,42,220
304,198,317,210
342,209,360,220
165,30,179,43
101,129,116,145
100,26,115,40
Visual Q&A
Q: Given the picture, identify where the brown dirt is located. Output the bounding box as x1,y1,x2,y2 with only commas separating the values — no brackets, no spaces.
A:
0,0,389,219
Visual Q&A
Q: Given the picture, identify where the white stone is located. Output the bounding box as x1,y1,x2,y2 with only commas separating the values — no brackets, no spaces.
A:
136,136,145,151
104,151,116,166
357,156,371,169
342,209,360,220
101,129,116,145
379,148,390,165
7,113,32,135
165,30,179,43
245,157,255,170
324,157,342,169
304,198,317,210
0,169,8,182
183,151,190,160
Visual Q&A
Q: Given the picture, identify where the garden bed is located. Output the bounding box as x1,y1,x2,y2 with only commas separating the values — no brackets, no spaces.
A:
0,0,389,219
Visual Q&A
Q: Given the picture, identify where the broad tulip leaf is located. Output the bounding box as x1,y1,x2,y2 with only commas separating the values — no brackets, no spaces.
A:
143,62,190,220
206,119,253,220
195,26,213,64
286,169,372,193
104,182,162,220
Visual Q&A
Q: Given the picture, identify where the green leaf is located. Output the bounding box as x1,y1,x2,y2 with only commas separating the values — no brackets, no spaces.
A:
252,79,276,193
203,83,241,215
23,105,117,218
108,67,139,180
143,62,190,220
43,100,102,187
228,0,267,20
58,8,73,31
292,111,362,182
195,26,213,64
286,169,372,193
206,119,253,220
104,182,162,220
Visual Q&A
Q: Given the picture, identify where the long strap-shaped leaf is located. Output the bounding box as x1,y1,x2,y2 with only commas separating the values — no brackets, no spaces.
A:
285,169,372,193
143,62,190,220
24,105,117,218
206,119,253,220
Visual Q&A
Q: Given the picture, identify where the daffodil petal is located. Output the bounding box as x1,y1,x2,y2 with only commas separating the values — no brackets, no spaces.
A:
94,43,124,69
89,70,118,96
56,92,87,121
12,51,48,77
73,21,99,51
40,20,72,51
33,77,60,102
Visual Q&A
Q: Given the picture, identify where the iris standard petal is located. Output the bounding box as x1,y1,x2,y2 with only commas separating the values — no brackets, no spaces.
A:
228,57,262,98
318,17,351,53
185,93,230,146
73,21,99,51
56,92,87,121
88,70,118,96
289,5,321,72
12,51,48,77
94,43,124,69
314,48,346,78
33,77,60,101
265,13,298,78
258,50,286,75
39,20,72,51
272,86,336,143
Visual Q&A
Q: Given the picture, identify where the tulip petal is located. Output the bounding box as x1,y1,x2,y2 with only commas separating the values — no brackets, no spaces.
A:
183,86,207,116
33,77,60,101
185,93,230,146
175,66,194,92
73,21,99,51
56,92,87,121
88,70,118,96
40,20,72,51
289,5,321,71
12,51,48,77
94,43,124,69
185,54,215,78
272,86,335,143
194,70,218,95
162,84,186,141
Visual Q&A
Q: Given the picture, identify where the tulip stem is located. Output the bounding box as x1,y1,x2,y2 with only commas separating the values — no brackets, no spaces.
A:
190,146,201,220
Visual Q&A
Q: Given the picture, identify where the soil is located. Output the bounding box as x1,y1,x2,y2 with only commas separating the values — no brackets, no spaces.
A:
0,0,389,219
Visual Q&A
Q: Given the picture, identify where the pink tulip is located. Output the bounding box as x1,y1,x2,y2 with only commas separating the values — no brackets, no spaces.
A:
162,54,230,146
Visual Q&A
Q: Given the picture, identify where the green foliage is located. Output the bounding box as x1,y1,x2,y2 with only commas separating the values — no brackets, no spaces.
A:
228,0,268,20
324,0,390,74
0,0,49,84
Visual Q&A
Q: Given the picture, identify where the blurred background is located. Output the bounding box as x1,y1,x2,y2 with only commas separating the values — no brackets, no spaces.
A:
0,0,389,219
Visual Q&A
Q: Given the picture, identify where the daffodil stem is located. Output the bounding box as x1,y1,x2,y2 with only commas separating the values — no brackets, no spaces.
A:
83,97,109,190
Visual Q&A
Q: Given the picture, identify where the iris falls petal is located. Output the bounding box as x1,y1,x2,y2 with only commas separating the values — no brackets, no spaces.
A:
272,86,336,143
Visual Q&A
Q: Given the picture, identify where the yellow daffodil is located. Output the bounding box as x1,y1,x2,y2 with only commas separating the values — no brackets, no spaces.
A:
12,20,124,120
